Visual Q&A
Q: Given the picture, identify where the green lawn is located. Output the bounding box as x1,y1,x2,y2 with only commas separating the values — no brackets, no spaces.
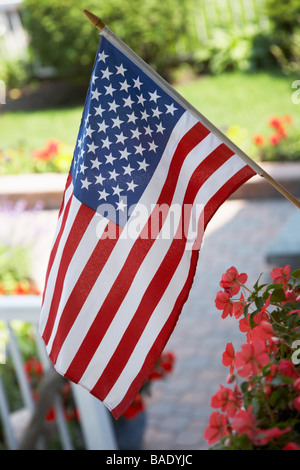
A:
0,70,298,153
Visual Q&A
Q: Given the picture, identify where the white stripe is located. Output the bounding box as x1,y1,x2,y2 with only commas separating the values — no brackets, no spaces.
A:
104,155,247,409
39,193,81,336
54,112,199,373
77,133,222,389
46,211,109,354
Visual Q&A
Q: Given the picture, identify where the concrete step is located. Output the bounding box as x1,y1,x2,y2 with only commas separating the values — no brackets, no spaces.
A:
0,161,299,209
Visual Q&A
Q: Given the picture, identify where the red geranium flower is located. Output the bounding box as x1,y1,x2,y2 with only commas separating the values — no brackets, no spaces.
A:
219,266,247,296
222,342,235,374
270,265,290,288
235,340,269,378
232,406,257,440
204,411,231,445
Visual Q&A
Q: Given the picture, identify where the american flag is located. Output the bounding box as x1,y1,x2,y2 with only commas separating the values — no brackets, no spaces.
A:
39,28,256,419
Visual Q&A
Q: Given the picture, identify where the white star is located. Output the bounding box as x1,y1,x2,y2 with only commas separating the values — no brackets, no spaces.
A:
134,143,146,155
133,76,143,90
84,113,91,126
81,177,91,190
109,169,119,181
165,103,178,115
131,128,142,140
144,125,154,136
149,90,161,103
98,188,109,200
94,104,106,117
152,106,163,119
92,74,98,85
101,136,112,149
111,116,124,129
140,109,150,121
105,153,116,165
123,95,134,108
137,159,150,171
115,132,128,145
97,120,109,133
119,148,131,160
120,79,131,92
90,157,101,169
148,140,158,153
127,112,138,124
101,67,113,80
137,94,146,106
122,163,134,176
87,142,99,154
127,180,138,192
94,172,106,185
104,84,116,96
80,162,88,174
112,185,123,196
116,198,127,212
77,138,82,148
115,63,127,76
108,100,120,113
98,51,109,62
85,125,95,138
156,122,166,134
91,88,101,101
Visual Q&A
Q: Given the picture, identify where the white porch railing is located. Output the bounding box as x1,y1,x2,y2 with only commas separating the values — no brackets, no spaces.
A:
0,295,117,450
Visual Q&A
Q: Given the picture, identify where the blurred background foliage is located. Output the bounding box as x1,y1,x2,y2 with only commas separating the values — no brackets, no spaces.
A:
3,0,298,87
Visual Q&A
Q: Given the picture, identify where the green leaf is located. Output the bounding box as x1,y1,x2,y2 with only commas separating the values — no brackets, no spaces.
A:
270,288,286,302
291,268,300,279
266,283,284,291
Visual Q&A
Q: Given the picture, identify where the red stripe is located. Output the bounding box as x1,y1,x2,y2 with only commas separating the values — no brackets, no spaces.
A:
110,165,255,419
41,185,73,306
64,122,210,382
90,144,235,400
203,165,256,229
49,220,120,364
42,201,95,345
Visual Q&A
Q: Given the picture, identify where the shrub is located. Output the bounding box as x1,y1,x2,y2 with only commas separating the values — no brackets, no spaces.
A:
21,0,195,79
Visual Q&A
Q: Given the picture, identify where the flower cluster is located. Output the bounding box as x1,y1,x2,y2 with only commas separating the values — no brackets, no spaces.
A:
204,265,300,450
252,115,300,162
0,279,40,296
0,139,72,175
121,351,176,420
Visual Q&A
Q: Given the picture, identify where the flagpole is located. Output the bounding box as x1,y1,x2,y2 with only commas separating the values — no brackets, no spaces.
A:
83,10,300,210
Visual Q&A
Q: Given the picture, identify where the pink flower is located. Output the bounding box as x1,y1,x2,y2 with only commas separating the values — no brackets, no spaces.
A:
232,406,257,440
215,291,245,319
210,385,242,418
235,340,269,378
270,265,290,288
219,266,247,296
279,360,299,379
222,342,235,374
254,427,291,446
294,378,300,393
293,396,300,412
282,442,300,450
204,411,230,445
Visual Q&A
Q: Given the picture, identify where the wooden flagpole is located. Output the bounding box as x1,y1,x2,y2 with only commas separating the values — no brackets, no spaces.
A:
83,9,300,210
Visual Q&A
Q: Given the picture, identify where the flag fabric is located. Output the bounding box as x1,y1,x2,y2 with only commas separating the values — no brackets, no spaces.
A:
39,26,256,419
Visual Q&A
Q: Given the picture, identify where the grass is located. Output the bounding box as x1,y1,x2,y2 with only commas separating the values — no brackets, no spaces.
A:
0,70,299,153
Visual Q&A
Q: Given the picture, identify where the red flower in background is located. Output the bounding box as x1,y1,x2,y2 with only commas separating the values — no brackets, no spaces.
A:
270,265,291,288
235,340,269,378
222,342,235,374
32,138,61,162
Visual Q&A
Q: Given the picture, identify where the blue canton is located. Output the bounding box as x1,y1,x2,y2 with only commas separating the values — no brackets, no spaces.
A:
70,36,185,226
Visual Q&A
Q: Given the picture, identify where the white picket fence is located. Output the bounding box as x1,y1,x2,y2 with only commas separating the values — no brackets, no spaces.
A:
0,295,117,450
